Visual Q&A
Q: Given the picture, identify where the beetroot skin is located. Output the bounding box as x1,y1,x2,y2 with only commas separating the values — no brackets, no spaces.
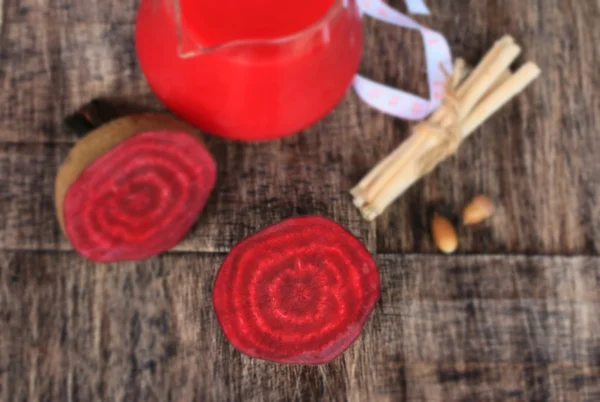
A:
63,130,216,262
213,216,380,364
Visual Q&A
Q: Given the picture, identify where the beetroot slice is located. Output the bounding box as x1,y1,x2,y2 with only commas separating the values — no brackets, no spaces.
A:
63,130,216,262
213,216,380,364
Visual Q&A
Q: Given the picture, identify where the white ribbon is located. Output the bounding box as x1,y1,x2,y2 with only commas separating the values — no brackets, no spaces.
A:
353,0,452,120
404,0,430,14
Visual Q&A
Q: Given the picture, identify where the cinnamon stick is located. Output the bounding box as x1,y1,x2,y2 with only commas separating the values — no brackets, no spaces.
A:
351,37,541,221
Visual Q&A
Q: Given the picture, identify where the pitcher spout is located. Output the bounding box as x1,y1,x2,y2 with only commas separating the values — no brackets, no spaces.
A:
172,0,351,58
136,0,363,140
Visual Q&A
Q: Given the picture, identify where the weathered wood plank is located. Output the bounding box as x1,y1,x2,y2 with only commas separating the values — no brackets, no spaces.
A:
3,137,598,255
2,1,597,254
0,139,376,252
0,22,160,143
166,253,600,368
0,143,62,250
1,1,599,254
0,0,4,34
377,255,600,365
381,363,600,402
378,254,600,302
368,0,600,254
0,252,177,401
1,0,599,401
380,299,600,364
0,19,366,143
4,0,139,24
2,252,600,401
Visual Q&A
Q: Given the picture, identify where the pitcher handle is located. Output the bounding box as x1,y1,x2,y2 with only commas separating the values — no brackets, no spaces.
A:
353,0,453,120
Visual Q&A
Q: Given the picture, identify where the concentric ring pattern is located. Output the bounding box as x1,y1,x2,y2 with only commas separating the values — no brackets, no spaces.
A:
63,130,216,262
213,216,380,364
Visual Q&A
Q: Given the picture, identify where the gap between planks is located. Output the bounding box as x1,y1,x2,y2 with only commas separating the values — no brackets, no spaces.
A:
2,248,600,259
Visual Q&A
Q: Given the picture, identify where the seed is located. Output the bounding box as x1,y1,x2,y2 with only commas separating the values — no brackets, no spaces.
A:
432,213,458,254
463,195,494,225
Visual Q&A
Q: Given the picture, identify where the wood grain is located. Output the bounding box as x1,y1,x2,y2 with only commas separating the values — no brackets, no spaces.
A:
0,1,598,254
2,137,598,255
0,20,367,143
378,363,600,402
0,22,159,143
2,252,600,401
378,254,600,302
4,0,139,24
0,140,376,253
1,0,600,400
367,0,600,254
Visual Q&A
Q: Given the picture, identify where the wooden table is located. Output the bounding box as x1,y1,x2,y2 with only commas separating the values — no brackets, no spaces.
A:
1,0,599,400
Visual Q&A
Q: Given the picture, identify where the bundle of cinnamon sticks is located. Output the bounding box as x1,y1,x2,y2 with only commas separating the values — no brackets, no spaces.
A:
351,36,541,221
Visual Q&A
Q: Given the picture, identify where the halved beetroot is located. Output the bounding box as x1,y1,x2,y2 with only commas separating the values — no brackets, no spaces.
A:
55,114,216,262
213,216,380,364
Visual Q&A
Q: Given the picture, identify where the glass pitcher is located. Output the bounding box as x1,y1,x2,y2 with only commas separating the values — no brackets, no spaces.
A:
135,0,363,141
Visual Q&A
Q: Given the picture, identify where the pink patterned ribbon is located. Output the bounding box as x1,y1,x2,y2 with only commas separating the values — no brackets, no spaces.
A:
353,0,453,120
